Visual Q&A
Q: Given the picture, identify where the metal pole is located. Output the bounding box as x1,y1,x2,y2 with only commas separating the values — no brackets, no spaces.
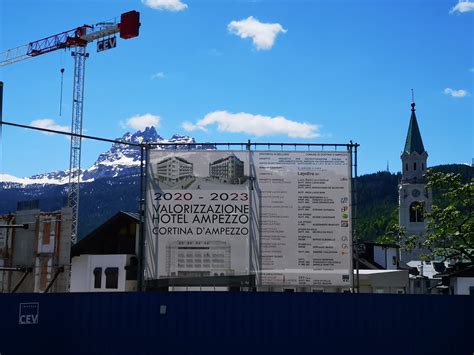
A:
0,81,3,148
12,268,32,293
0,224,28,229
354,144,360,293
137,144,146,291
0,81,3,130
44,266,64,293
246,139,252,291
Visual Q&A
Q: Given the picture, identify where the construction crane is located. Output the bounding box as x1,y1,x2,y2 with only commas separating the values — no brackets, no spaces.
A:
0,11,140,244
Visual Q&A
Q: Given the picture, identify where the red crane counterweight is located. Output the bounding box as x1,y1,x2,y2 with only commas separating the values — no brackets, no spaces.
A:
120,11,141,39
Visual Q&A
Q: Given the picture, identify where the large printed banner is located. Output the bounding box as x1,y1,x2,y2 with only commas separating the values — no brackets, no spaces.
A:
145,151,250,280
145,149,352,288
253,151,352,287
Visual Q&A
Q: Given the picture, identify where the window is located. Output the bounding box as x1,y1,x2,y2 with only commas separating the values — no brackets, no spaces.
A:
409,201,424,222
105,267,119,289
421,163,424,171
413,162,417,170
405,163,408,171
93,267,102,289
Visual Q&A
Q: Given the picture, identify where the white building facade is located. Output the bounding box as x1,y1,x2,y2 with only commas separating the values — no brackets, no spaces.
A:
71,254,137,292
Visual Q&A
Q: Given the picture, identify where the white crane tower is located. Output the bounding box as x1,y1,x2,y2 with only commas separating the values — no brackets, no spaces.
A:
0,11,141,244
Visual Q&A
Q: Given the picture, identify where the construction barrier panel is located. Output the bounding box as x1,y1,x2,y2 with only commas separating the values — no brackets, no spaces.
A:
0,292,472,355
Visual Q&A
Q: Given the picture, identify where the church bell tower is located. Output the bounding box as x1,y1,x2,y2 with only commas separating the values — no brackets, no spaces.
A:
398,99,432,261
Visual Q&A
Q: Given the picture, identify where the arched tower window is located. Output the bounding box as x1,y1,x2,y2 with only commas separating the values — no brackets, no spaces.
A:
405,163,408,171
414,162,417,170
409,201,424,222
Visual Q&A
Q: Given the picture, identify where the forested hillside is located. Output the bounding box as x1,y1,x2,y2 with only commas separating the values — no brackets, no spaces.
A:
356,164,473,241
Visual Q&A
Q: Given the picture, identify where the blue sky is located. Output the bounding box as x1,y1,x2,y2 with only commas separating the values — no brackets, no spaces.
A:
0,0,472,177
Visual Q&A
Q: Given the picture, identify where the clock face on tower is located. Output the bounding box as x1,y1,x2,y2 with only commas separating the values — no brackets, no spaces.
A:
412,189,421,198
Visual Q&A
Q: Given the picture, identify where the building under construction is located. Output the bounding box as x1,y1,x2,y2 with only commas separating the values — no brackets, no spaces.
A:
0,201,72,293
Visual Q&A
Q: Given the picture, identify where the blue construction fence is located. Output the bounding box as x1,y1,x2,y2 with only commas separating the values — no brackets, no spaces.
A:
0,292,472,355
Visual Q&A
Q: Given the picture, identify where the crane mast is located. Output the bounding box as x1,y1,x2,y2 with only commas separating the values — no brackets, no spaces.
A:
0,11,140,244
69,46,88,244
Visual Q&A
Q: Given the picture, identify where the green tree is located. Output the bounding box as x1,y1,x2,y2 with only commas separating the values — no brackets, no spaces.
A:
382,171,474,263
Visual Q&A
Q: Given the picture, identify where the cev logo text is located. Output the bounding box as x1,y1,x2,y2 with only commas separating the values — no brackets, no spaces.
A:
19,303,39,325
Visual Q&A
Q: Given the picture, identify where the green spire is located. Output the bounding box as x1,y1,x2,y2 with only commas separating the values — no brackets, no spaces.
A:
404,102,425,154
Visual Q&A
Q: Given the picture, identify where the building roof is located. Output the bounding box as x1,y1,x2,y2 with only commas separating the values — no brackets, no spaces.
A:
71,211,139,257
403,102,426,154
406,260,448,279
442,264,474,278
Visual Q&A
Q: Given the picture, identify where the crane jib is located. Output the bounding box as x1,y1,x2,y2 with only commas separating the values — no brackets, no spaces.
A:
0,10,141,248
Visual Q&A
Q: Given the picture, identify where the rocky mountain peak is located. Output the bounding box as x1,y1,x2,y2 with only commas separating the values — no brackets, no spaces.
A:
1,127,215,186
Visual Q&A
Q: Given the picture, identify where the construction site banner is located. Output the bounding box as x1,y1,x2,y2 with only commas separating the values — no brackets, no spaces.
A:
252,151,352,287
145,151,250,280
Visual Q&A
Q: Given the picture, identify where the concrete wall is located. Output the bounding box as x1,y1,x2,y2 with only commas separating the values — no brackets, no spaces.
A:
1,208,71,293
54,207,72,292
12,209,39,267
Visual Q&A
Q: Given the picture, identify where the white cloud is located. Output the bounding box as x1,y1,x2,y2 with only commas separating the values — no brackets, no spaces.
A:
450,1,474,13
182,111,320,138
469,67,474,73
30,119,69,135
444,88,469,98
228,16,287,50
122,113,161,131
181,121,206,132
141,0,188,11
151,72,165,80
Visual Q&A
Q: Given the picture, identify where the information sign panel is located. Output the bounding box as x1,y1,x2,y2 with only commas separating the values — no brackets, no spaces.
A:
252,151,352,287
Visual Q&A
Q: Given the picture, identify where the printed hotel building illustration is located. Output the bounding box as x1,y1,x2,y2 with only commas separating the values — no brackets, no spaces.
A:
165,241,233,277
209,155,245,184
156,157,194,183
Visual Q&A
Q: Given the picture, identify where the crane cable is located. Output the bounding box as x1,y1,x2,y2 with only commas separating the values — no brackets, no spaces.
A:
59,68,65,116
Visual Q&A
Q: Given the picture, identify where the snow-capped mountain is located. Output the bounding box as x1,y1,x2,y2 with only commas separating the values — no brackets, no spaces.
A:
0,127,210,187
